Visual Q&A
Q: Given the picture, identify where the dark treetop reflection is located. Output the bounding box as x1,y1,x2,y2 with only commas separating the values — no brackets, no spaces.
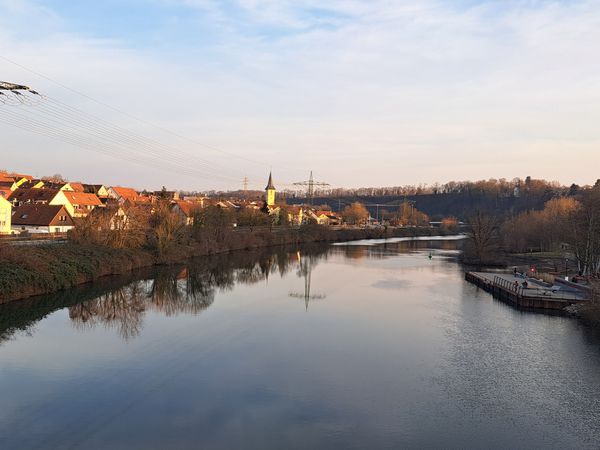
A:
1,238,600,450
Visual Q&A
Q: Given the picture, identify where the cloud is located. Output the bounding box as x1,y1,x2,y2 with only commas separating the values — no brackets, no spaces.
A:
1,0,599,189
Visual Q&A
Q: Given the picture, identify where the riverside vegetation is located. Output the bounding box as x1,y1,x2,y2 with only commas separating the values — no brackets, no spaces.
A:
0,202,440,303
462,184,600,322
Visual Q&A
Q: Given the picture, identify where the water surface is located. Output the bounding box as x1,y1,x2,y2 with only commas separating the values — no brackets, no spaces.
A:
1,239,600,449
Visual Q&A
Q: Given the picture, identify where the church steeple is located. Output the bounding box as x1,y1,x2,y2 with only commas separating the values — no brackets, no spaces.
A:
265,172,275,190
265,172,276,206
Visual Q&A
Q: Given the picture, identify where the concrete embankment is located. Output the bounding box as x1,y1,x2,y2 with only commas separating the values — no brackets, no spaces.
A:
465,271,590,310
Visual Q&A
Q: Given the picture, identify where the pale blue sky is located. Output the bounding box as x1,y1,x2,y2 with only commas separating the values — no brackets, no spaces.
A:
1,0,599,190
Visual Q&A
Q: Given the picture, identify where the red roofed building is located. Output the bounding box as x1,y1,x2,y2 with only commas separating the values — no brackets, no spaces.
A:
11,204,74,234
58,191,104,218
172,200,197,225
8,188,61,207
108,186,141,204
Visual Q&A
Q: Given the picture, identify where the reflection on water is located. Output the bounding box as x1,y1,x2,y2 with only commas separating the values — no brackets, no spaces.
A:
2,237,600,450
0,239,459,343
288,251,326,310
0,245,330,343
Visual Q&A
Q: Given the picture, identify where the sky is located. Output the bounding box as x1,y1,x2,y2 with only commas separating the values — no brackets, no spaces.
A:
1,0,599,191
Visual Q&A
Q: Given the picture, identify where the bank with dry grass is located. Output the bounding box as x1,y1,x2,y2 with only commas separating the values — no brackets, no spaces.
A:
0,225,436,304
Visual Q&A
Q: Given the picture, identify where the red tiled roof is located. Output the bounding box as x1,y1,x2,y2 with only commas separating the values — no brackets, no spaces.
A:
174,200,195,216
69,182,85,192
62,192,103,206
111,186,139,200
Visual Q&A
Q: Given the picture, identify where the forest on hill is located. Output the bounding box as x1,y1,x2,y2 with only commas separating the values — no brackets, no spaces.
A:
286,177,595,220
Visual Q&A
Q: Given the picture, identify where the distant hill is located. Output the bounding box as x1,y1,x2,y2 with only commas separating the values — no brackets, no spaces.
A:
288,191,560,220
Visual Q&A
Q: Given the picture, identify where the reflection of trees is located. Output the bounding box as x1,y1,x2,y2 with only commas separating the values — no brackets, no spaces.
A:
64,244,331,339
69,282,147,340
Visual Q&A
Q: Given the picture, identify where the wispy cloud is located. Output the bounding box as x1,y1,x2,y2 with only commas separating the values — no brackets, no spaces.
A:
1,0,599,189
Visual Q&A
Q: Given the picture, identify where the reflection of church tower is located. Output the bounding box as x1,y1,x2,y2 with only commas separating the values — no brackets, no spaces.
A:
265,172,276,207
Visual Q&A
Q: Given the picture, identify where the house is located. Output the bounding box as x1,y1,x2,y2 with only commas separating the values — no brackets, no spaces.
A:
286,206,305,225
0,187,12,199
54,191,104,218
308,210,341,225
86,204,130,230
307,210,330,225
83,184,110,199
0,172,33,188
0,180,18,192
182,195,207,207
11,204,74,234
152,190,180,201
43,181,74,191
8,188,61,207
0,181,16,198
18,179,46,189
107,186,141,204
69,182,86,192
172,200,196,225
0,196,11,234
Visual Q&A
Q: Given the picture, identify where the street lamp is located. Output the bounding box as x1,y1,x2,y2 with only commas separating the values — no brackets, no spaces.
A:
565,258,569,280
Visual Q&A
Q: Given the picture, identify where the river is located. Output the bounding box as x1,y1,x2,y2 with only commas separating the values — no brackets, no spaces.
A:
1,238,600,449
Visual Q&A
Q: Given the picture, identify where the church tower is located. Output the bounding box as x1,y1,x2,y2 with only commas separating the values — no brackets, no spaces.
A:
265,172,276,207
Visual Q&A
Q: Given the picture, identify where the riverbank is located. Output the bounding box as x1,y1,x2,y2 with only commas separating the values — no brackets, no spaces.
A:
0,225,439,304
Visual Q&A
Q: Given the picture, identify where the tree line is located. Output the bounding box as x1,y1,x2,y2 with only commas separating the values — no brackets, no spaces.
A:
466,185,600,276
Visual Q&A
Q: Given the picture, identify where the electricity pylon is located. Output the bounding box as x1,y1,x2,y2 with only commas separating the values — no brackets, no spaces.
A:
293,171,329,205
0,81,40,104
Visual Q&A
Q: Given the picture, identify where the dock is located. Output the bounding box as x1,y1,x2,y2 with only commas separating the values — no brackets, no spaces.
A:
465,272,590,310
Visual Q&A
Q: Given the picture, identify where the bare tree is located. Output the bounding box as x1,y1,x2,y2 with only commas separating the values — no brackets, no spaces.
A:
465,211,500,263
570,188,600,275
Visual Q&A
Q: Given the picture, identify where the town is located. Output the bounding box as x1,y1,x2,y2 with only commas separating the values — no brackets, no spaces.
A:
0,170,350,236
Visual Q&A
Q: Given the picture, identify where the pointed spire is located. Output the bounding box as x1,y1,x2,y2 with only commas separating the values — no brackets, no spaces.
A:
265,171,275,190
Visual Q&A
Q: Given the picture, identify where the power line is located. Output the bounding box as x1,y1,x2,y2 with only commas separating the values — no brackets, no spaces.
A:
0,82,252,183
0,54,304,174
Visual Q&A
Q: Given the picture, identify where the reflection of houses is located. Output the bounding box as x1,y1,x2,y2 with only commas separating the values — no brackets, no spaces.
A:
11,204,74,233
